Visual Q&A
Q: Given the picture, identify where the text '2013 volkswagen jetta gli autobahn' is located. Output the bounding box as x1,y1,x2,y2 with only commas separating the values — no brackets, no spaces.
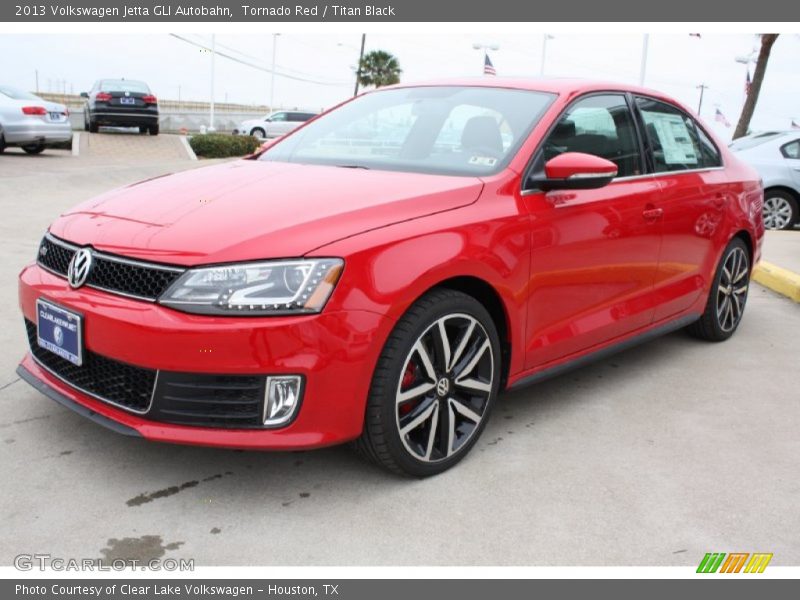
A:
19,80,764,476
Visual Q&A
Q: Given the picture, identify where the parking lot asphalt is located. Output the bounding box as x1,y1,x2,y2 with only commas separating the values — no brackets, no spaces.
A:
1,140,798,567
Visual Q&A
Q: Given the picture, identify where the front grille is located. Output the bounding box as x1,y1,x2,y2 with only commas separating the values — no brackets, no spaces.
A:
25,319,267,428
37,234,184,301
25,319,156,412
150,373,266,428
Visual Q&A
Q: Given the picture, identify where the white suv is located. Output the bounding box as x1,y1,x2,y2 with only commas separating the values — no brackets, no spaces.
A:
234,111,317,139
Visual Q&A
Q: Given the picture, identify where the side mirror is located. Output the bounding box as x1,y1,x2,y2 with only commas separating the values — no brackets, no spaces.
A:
80,92,89,98
530,152,618,192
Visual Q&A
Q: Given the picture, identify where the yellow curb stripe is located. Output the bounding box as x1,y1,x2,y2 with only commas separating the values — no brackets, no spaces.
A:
753,261,800,303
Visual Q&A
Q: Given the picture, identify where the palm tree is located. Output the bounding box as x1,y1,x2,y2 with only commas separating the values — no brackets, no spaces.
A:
356,50,402,89
733,34,779,140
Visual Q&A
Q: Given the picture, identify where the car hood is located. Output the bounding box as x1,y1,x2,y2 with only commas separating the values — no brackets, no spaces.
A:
49,160,484,265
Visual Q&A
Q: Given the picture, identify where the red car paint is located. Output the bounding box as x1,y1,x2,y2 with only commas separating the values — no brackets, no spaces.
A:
18,79,763,449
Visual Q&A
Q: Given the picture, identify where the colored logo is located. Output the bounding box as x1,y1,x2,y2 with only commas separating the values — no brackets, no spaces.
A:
697,552,773,573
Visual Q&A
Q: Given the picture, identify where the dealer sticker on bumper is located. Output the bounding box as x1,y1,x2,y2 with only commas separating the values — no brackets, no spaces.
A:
36,298,83,366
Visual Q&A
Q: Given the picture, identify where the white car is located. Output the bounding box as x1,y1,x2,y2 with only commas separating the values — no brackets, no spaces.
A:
233,110,317,139
730,131,800,230
0,85,72,154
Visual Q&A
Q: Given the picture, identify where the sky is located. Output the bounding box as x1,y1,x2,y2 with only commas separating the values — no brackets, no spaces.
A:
1,32,798,142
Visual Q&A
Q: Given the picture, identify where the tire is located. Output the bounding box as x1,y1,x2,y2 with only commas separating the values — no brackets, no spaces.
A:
686,237,750,342
0,132,5,154
355,288,502,477
762,190,798,230
139,126,148,134
84,113,90,132
149,124,159,136
89,121,99,133
22,143,45,155
250,127,266,139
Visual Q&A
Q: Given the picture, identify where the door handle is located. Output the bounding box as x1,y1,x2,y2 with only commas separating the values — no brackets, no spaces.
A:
642,207,663,221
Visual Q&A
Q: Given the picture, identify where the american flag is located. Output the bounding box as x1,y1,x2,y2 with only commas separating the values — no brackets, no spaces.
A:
745,69,752,95
715,108,731,128
792,120,800,130
483,53,496,76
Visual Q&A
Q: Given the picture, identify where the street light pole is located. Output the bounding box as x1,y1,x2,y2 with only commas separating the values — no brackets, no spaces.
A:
209,33,216,132
540,34,553,76
270,33,280,111
639,34,649,86
354,33,366,97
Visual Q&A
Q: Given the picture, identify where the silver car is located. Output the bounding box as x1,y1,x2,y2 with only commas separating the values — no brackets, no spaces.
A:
233,110,317,139
0,85,72,154
730,131,800,230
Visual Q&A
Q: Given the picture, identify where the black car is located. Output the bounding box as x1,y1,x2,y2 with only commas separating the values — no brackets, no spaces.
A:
81,79,159,135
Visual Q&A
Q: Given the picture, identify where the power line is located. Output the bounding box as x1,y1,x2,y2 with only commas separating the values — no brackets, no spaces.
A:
169,34,350,87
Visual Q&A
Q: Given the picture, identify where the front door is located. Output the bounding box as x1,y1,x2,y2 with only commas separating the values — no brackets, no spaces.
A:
522,93,663,369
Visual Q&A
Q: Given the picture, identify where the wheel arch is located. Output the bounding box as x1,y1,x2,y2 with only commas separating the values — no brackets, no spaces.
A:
422,275,513,390
763,184,800,205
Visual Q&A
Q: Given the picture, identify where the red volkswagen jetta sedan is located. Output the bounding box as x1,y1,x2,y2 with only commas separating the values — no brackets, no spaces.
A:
18,80,763,476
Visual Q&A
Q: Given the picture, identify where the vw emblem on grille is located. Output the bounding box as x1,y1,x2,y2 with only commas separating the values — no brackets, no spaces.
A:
124,91,130,97
67,248,93,289
436,377,450,397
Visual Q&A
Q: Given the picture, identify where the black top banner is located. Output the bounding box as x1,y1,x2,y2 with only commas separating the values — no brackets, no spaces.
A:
3,0,797,22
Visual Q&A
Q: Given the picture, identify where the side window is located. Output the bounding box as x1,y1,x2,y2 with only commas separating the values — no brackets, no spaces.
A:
635,97,721,172
543,94,642,178
288,112,302,122
269,112,288,122
781,140,800,159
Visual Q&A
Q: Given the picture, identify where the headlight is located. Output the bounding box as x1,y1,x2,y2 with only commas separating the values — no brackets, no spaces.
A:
159,258,344,316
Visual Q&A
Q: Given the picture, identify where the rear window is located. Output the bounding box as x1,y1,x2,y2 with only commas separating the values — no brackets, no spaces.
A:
100,80,150,94
729,132,785,152
0,85,40,100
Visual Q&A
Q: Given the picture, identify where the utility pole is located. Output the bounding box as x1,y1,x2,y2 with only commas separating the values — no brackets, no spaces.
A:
209,34,216,131
270,33,280,111
35,70,39,93
696,84,709,115
354,33,366,97
639,34,649,86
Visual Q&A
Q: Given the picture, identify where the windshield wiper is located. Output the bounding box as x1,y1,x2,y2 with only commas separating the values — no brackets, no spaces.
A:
334,164,370,170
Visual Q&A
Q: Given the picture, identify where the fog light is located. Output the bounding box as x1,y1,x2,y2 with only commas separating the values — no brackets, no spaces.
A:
264,375,303,426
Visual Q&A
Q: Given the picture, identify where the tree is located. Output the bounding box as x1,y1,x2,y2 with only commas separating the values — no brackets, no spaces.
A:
356,50,402,89
733,34,779,140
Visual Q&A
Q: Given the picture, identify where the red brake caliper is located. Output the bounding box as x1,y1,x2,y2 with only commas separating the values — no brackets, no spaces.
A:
399,362,419,416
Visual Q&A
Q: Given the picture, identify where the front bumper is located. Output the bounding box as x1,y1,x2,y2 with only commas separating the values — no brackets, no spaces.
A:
19,264,392,449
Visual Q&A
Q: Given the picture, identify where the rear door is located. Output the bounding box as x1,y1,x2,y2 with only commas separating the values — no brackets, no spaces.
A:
523,93,663,369
633,96,731,321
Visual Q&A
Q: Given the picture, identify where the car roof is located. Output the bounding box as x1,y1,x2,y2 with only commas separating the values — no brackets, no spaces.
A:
385,77,681,101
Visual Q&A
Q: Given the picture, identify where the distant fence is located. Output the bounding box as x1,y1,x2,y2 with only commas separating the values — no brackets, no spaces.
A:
37,92,306,134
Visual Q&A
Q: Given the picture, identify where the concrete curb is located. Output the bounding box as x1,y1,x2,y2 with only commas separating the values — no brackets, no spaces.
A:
180,135,197,161
753,261,800,303
71,133,80,157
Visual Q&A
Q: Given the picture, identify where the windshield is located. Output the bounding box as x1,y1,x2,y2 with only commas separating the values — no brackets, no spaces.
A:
259,86,556,176
100,80,150,93
0,85,41,100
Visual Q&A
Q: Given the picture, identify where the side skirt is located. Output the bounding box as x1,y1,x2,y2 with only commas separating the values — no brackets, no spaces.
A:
507,313,700,392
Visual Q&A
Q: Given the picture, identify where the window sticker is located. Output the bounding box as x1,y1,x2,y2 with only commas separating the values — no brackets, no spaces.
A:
643,112,698,165
468,156,498,167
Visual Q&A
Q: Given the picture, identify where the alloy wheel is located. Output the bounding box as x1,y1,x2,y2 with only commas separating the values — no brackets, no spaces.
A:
763,196,793,230
395,313,494,463
716,247,749,333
